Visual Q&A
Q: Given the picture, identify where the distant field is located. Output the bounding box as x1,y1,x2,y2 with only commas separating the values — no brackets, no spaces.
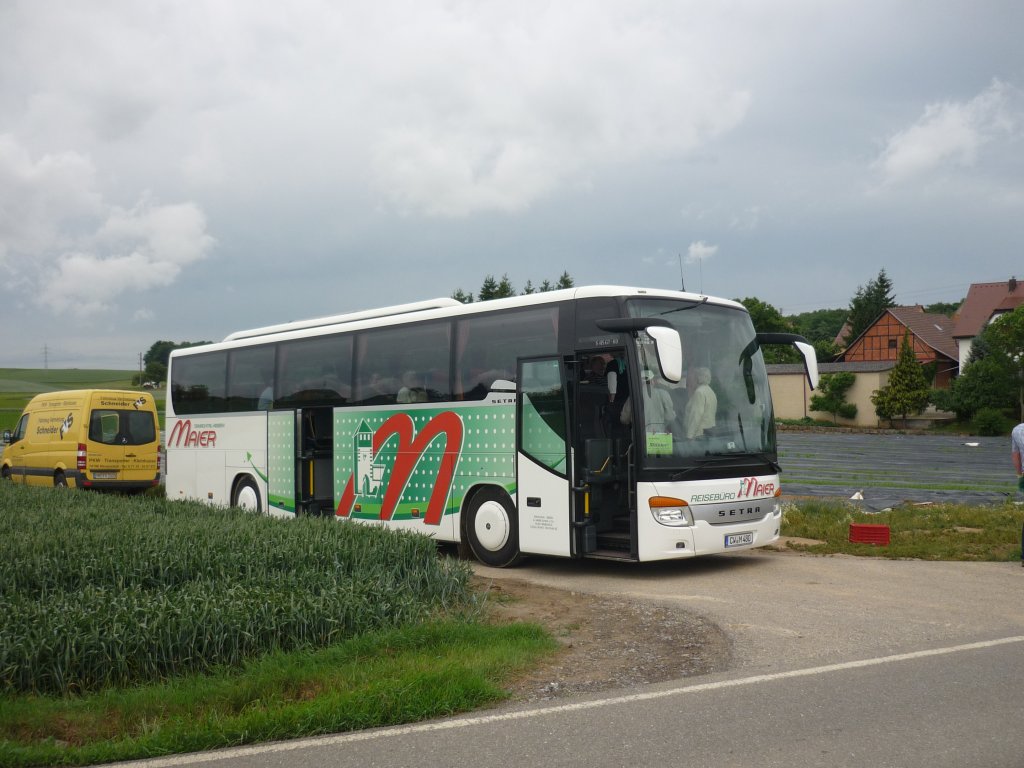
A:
0,368,162,432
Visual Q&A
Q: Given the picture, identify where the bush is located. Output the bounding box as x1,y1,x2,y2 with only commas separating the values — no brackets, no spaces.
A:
0,485,472,695
972,407,1011,436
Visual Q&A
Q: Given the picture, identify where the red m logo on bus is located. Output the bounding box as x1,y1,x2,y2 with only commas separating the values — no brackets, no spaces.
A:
336,411,464,526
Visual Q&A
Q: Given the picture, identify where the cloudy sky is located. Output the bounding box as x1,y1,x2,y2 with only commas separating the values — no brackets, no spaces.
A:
1,1,1022,369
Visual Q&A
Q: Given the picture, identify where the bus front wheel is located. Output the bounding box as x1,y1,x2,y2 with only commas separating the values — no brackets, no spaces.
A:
465,488,522,567
232,476,263,513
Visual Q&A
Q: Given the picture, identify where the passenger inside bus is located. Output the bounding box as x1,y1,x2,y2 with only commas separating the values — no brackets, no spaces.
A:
397,371,427,403
683,366,717,438
620,369,676,435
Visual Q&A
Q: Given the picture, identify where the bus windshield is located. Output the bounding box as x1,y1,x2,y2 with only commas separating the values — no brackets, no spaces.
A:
626,298,775,468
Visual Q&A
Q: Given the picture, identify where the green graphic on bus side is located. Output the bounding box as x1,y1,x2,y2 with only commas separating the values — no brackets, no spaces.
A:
334,406,518,524
268,411,296,514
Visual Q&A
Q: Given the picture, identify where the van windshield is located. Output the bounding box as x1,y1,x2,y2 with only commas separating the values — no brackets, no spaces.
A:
88,410,157,446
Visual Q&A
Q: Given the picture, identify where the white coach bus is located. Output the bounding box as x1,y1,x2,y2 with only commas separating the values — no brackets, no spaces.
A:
165,286,817,566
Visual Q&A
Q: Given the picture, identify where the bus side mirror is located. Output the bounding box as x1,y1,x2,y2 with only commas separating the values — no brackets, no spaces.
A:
2,430,11,445
793,340,819,390
752,332,819,390
647,326,682,383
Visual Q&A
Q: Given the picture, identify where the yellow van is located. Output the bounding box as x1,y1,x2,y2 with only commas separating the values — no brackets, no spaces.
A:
1,390,160,490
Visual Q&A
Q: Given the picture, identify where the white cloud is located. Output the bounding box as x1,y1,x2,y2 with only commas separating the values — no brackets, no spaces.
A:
0,135,102,269
0,136,214,317
686,240,718,263
874,80,1023,186
361,4,752,216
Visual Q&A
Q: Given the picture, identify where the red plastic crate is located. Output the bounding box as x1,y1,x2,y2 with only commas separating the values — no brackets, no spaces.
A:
849,523,890,546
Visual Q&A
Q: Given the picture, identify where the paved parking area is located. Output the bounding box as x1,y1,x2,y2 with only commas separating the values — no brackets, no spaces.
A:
778,430,1016,509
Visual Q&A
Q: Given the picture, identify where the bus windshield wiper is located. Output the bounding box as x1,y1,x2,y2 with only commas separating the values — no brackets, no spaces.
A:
656,296,709,316
670,451,779,480
669,454,742,480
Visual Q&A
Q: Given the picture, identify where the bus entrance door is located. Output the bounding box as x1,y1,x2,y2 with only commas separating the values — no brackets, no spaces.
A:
267,408,334,517
297,407,334,517
516,357,575,557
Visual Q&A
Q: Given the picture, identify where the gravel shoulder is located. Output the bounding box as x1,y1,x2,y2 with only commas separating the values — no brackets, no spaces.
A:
474,576,732,702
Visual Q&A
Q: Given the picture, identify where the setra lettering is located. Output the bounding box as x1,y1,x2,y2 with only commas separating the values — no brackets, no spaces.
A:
718,505,761,518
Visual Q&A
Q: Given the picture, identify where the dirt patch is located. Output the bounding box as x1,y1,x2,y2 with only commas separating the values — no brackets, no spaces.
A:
473,576,731,702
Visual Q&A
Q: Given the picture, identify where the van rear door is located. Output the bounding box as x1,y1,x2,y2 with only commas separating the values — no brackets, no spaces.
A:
85,396,159,484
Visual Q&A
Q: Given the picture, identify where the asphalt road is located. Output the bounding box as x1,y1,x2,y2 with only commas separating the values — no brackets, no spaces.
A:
111,552,1024,768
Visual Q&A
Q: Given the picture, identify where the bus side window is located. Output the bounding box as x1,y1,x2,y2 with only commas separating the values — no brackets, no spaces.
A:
455,307,559,400
355,321,451,405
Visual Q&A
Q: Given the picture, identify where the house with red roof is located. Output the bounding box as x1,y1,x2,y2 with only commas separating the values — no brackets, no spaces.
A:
951,278,1024,369
839,305,958,387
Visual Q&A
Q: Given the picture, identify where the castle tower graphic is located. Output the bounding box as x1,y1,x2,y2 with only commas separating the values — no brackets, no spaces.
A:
354,420,383,496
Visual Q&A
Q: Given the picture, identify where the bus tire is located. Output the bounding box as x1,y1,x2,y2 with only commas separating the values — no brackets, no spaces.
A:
232,475,262,513
1,465,10,482
465,487,522,567
54,471,68,488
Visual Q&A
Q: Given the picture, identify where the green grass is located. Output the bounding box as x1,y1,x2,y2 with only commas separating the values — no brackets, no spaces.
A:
0,621,554,767
781,498,1024,560
0,485,557,766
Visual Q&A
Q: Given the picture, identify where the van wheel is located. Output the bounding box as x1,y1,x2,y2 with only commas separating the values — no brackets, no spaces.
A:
465,487,522,567
232,476,262,513
54,471,68,488
1,466,10,482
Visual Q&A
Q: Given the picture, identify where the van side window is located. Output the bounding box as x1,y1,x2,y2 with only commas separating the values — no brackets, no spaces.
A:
11,414,28,443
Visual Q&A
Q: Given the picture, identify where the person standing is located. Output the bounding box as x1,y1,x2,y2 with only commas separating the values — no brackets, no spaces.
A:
1013,421,1024,566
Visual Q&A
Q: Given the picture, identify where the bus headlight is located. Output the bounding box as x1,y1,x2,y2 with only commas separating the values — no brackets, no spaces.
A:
649,496,692,527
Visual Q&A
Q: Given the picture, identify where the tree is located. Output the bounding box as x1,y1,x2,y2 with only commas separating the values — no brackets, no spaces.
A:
452,272,575,301
790,308,847,344
495,274,515,298
809,372,858,424
871,331,930,426
142,340,210,384
812,339,841,363
144,341,182,369
737,297,800,364
934,305,1024,421
985,304,1024,420
924,300,962,316
477,275,500,301
845,268,896,344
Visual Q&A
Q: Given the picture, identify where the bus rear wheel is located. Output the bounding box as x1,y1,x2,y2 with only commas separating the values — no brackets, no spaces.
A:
232,476,262,513
465,487,522,567
54,471,68,488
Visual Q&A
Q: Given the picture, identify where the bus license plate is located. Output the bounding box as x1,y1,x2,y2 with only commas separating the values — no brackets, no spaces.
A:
725,532,753,548
93,471,118,479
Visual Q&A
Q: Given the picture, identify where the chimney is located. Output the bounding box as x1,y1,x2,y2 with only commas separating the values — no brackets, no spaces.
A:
1011,276,1018,293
